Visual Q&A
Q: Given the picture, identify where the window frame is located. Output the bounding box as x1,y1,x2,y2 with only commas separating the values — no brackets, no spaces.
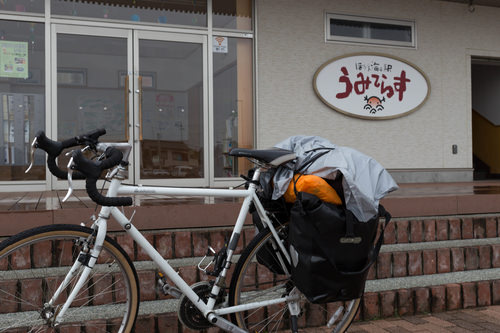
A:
0,0,255,189
325,13,416,48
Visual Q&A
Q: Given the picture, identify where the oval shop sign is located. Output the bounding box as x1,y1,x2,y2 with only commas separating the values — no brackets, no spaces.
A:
313,53,430,119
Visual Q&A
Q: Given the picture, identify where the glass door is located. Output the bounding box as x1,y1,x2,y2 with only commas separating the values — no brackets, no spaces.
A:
53,25,133,188
133,31,207,186
53,26,207,188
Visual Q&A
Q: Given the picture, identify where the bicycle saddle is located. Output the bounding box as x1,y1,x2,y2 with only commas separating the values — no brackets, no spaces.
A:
229,148,296,166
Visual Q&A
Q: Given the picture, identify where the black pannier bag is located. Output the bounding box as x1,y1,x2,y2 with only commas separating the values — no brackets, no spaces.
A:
289,191,391,303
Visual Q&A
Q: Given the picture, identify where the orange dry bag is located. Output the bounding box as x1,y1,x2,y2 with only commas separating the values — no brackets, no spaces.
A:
283,174,342,205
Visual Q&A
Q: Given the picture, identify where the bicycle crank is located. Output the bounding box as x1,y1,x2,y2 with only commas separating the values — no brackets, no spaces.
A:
177,281,225,330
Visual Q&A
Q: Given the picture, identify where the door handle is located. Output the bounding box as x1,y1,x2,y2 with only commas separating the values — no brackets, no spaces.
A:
138,76,143,141
124,75,129,141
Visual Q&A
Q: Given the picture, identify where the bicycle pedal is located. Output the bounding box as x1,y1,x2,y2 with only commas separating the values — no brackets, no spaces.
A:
157,273,182,298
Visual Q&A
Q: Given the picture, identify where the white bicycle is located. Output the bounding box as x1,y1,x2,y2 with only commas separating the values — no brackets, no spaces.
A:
0,129,361,333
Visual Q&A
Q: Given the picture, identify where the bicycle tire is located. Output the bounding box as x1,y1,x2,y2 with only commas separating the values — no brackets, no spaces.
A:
0,224,140,333
228,225,361,333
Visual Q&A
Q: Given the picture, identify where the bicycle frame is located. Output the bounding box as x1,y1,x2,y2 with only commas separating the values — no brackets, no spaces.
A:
53,165,295,331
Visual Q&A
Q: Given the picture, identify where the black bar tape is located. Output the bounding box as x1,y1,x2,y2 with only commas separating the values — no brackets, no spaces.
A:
36,128,107,155
99,147,124,170
60,137,79,149
75,128,106,147
35,131,85,180
35,131,64,157
46,155,85,180
85,178,133,207
72,148,133,207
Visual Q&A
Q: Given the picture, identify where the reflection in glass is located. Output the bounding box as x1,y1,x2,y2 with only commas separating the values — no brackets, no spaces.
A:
56,34,128,170
0,0,44,13
330,19,365,38
213,38,253,177
213,0,252,30
370,22,412,42
139,40,204,179
330,18,412,43
52,0,207,27
0,21,45,181
57,34,127,141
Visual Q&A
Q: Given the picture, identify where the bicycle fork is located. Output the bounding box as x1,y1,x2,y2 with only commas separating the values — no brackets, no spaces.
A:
42,218,108,327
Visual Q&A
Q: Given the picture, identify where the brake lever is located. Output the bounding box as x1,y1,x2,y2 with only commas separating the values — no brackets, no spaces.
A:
62,154,74,203
25,137,38,173
62,146,93,203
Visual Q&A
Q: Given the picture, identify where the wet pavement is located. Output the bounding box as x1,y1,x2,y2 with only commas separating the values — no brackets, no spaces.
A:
304,305,500,332
385,181,500,198
348,305,500,333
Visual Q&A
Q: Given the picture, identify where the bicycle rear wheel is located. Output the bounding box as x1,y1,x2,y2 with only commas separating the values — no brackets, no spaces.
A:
0,224,139,333
228,225,360,333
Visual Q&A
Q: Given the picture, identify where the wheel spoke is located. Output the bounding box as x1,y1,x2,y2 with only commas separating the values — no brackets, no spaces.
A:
229,224,360,333
0,225,139,332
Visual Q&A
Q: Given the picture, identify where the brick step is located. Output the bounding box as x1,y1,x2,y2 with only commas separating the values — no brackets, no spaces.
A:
110,225,254,262
383,215,500,245
106,215,500,264
3,215,500,332
372,238,500,280
3,264,499,331
10,213,500,256
1,214,492,263
361,279,500,321
130,276,500,332
131,241,500,301
108,216,500,307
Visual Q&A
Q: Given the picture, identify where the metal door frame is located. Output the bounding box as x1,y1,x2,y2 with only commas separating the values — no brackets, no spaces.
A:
133,30,209,187
51,24,133,189
52,25,209,188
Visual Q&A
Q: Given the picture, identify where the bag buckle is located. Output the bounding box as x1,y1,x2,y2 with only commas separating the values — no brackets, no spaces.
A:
339,236,362,244
341,210,361,244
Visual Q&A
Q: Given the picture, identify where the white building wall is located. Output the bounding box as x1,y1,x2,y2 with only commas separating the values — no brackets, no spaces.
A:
255,0,500,177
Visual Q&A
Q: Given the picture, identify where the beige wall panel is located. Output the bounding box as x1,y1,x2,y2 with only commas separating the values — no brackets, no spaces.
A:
256,0,500,170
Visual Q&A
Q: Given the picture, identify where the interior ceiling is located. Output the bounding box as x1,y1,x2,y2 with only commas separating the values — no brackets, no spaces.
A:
62,0,252,16
439,0,500,8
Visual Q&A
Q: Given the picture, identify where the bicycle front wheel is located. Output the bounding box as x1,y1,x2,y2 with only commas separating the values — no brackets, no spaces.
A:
228,225,361,333
0,224,140,333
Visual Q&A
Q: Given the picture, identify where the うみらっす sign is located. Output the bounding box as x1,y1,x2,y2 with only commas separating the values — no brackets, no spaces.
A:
313,53,430,119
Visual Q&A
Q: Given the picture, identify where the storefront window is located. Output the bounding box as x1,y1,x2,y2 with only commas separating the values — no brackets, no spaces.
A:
56,34,127,142
213,0,252,31
0,20,45,181
56,33,128,175
213,37,253,177
138,39,204,180
0,0,44,13
0,1,254,186
52,0,207,27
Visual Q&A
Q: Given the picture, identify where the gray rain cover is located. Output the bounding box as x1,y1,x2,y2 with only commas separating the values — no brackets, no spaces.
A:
272,135,398,222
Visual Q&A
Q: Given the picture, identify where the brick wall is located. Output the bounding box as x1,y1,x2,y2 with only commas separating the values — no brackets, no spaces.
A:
361,216,500,322
2,215,500,332
118,215,500,330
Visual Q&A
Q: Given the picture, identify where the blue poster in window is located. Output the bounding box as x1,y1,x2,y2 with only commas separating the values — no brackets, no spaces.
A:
0,41,28,79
